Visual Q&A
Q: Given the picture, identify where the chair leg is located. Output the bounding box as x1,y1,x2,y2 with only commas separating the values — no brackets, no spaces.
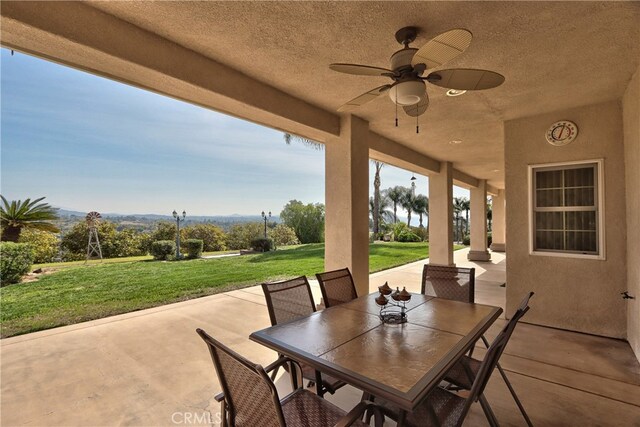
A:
479,394,499,427
496,364,533,427
288,361,300,391
315,370,325,398
220,400,228,427
482,335,533,426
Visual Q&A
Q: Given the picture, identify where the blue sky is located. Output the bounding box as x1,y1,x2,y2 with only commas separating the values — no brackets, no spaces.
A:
1,48,467,216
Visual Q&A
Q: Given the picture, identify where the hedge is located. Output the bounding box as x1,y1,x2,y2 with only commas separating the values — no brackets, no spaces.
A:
184,239,203,259
150,240,176,260
1,242,34,285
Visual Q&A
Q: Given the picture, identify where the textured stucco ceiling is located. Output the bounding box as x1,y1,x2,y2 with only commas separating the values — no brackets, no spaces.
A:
59,2,640,187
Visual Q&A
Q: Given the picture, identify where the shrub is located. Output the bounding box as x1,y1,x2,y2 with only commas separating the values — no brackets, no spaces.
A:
184,239,203,259
411,226,428,242
397,230,421,242
392,222,409,241
269,224,299,247
1,242,34,285
461,233,492,247
150,240,176,260
226,222,264,250
251,238,274,252
19,229,59,263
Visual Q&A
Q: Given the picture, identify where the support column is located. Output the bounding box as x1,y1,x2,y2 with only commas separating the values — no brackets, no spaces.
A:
428,162,454,266
468,179,491,261
490,190,506,252
325,115,370,296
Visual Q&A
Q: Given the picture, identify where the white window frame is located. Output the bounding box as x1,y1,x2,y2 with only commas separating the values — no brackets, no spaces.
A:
528,159,605,260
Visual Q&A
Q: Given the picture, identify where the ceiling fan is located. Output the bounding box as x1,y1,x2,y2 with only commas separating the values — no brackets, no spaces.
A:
329,26,505,118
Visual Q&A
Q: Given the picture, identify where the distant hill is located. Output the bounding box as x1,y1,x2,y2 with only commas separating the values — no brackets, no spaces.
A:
54,208,279,232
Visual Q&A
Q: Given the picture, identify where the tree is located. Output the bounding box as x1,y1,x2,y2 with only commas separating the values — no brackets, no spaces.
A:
150,221,176,243
453,197,466,243
181,223,227,252
283,133,323,150
413,194,429,228
369,195,393,229
226,222,263,250
460,197,470,235
372,161,384,236
399,187,415,226
60,221,148,260
269,224,300,247
18,229,59,263
384,186,406,224
61,221,118,260
487,199,493,232
280,200,325,243
0,196,59,242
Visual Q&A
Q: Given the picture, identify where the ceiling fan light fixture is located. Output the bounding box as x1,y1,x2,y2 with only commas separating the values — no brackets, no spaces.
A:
388,80,425,106
446,89,467,97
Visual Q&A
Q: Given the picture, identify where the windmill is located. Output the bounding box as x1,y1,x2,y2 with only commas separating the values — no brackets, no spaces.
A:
85,211,103,262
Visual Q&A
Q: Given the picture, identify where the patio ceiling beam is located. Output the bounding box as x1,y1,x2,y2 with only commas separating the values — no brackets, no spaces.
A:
0,1,340,141
369,132,497,192
368,132,441,176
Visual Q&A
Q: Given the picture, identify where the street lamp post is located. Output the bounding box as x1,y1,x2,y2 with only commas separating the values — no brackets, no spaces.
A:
261,211,271,239
173,210,186,259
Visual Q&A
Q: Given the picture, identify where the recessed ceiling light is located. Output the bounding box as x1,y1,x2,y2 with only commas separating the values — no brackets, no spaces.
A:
492,169,500,172
446,89,467,97
449,140,463,145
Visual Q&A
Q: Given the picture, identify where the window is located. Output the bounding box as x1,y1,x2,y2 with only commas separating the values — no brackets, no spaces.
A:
529,160,604,259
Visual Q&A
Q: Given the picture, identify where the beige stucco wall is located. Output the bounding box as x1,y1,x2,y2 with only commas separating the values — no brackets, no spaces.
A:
505,101,627,338
623,66,640,359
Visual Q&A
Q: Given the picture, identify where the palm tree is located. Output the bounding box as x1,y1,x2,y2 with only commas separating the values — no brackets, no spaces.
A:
453,197,466,243
283,133,323,150
413,194,429,228
372,161,384,236
400,187,415,227
460,197,470,236
369,195,393,228
487,199,493,232
384,186,406,224
1,196,60,242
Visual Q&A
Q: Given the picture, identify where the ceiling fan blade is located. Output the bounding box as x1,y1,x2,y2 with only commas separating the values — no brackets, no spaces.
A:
330,63,393,77
337,85,391,112
427,68,505,90
411,29,472,69
403,93,429,117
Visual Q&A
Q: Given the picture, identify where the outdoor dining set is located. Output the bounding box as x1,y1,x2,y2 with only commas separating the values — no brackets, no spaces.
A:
196,265,534,427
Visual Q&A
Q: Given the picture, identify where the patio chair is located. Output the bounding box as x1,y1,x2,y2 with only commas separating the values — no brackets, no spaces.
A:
262,276,346,397
196,328,384,427
421,264,475,303
367,295,529,427
443,292,535,426
316,268,358,308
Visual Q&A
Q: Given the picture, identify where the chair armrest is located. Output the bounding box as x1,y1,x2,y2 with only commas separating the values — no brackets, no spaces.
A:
264,355,301,374
214,392,225,403
334,400,383,427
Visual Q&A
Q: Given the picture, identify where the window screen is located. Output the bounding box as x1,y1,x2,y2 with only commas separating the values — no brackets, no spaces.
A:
532,163,599,255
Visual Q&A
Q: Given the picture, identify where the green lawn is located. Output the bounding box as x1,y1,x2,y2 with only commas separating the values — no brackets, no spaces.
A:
1,242,460,338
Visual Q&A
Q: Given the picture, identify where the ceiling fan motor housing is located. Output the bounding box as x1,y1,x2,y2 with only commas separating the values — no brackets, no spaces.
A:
390,48,419,71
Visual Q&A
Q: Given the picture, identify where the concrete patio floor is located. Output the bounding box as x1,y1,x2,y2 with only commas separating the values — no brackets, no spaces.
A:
2,248,639,426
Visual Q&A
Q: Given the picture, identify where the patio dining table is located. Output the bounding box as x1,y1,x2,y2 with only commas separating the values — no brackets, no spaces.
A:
250,292,503,421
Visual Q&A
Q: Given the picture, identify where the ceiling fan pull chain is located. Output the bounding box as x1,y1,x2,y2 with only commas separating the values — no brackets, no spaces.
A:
395,90,399,127
416,113,419,134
